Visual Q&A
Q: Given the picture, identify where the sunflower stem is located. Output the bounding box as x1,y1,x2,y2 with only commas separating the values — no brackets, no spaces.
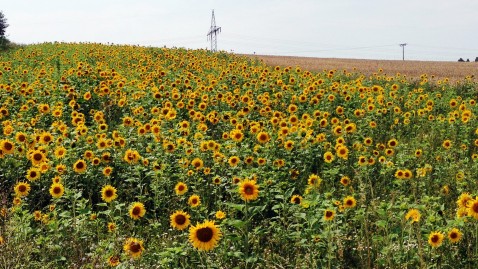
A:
244,201,250,268
415,224,425,268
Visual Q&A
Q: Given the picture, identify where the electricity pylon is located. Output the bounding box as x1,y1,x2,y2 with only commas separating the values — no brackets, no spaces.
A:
207,10,221,52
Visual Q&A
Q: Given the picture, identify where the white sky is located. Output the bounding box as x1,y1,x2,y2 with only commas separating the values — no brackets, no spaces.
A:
2,0,478,61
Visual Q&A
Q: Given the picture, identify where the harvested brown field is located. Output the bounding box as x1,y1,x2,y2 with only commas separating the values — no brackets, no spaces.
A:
246,54,477,82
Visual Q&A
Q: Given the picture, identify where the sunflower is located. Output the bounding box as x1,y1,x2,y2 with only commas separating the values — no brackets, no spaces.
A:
238,179,259,202
256,131,270,144
103,166,113,177
191,157,204,170
467,199,478,219
33,210,42,221
340,176,351,186
107,222,116,232
1,139,15,155
387,139,398,148
336,145,349,159
323,152,335,163
173,182,187,196
405,209,421,223
290,195,303,205
30,150,46,166
215,210,226,220
457,192,472,208
189,220,222,251
442,139,452,149
26,167,41,181
228,156,240,167
170,210,191,230
129,202,146,220
343,196,357,209
101,185,117,203
123,237,145,259
188,195,201,207
284,140,294,151
324,209,335,221
428,231,444,248
447,228,462,243
54,146,67,159
107,255,120,267
73,159,87,173
308,174,322,186
14,182,31,197
49,183,65,199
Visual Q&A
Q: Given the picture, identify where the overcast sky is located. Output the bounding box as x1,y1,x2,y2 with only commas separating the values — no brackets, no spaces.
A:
2,0,478,61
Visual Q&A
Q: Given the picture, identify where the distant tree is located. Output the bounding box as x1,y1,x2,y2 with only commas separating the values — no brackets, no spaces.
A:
475,57,478,62
458,58,464,62
0,11,8,37
466,58,470,62
0,11,10,50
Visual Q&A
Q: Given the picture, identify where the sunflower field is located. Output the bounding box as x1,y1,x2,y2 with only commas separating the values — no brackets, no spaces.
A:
0,43,477,268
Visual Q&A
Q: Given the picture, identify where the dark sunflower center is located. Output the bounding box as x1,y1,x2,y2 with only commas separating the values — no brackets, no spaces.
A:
178,185,185,191
325,211,333,218
132,207,141,215
244,185,254,195
431,235,439,243
196,227,213,242
4,142,13,150
191,198,198,204
174,214,186,225
33,153,43,161
450,232,458,239
130,242,141,253
346,200,353,206
105,190,113,197
472,203,478,213
30,171,37,177
293,197,301,204
19,185,27,192
53,187,62,194
76,162,84,169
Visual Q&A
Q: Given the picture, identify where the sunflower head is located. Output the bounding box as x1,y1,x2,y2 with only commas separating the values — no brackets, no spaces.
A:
428,231,444,248
238,179,259,202
170,210,191,230
123,237,144,259
49,183,65,199
189,220,222,251
129,202,146,220
101,185,117,203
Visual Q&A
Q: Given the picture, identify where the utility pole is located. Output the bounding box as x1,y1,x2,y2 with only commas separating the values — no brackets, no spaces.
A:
399,43,407,61
207,10,221,52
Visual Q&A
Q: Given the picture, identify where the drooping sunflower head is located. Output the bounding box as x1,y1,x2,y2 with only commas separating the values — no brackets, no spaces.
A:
170,210,191,230
290,195,303,205
405,209,421,223
189,220,222,251
101,185,117,203
123,237,144,259
107,255,120,267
